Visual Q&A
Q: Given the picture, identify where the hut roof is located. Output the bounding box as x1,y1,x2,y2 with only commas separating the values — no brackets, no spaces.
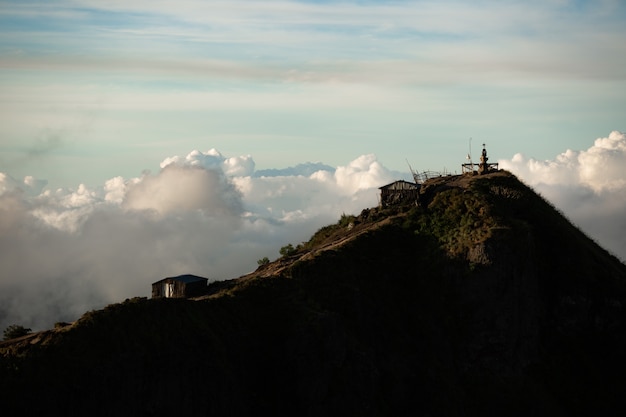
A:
152,274,208,285
379,180,419,190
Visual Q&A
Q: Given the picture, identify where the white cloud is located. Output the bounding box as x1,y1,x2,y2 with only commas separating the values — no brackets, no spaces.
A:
0,151,394,331
499,131,626,262
578,131,626,192
123,165,243,217
334,154,390,192
160,148,255,177
30,185,98,233
104,176,130,203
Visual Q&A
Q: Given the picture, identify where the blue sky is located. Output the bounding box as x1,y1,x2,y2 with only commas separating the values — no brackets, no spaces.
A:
1,0,625,187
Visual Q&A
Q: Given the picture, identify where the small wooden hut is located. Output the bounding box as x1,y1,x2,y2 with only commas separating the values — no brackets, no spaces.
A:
379,180,420,208
152,274,208,299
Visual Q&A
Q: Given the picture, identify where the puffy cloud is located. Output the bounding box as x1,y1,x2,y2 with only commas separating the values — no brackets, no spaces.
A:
499,131,626,262
30,185,99,233
0,151,395,331
334,154,391,191
160,148,255,177
123,165,243,217
578,131,626,192
502,131,626,192
104,176,130,203
234,154,393,221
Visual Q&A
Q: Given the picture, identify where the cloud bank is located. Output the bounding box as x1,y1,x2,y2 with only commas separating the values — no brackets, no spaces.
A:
0,150,393,331
499,131,626,263
2,133,625,332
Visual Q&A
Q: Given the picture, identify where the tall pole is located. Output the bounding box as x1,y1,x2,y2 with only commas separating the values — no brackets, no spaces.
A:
467,137,473,170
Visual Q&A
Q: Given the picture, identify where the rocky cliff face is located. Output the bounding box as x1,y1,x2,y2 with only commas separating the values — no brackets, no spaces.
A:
2,171,625,417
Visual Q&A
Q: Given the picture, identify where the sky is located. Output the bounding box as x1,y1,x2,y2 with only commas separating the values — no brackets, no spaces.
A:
0,0,625,330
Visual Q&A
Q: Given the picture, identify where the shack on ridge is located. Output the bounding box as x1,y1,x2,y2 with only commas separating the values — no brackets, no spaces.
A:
379,180,420,208
152,274,208,299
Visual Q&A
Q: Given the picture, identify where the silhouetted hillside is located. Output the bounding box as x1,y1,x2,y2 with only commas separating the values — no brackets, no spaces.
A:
1,171,625,417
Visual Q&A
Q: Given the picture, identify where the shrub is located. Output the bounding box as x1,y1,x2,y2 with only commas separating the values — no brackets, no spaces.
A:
279,244,296,257
257,257,270,266
3,324,32,340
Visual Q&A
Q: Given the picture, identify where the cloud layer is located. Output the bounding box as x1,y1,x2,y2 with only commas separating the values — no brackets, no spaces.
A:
2,133,625,332
0,150,394,330
499,131,626,263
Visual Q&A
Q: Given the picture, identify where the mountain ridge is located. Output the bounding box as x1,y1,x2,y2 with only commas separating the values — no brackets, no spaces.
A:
2,170,626,416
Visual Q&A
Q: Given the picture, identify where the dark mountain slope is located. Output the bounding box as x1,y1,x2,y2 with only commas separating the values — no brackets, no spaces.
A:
1,171,626,417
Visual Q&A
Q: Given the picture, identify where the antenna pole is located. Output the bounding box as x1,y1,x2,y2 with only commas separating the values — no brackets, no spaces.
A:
463,137,474,173
406,159,419,184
